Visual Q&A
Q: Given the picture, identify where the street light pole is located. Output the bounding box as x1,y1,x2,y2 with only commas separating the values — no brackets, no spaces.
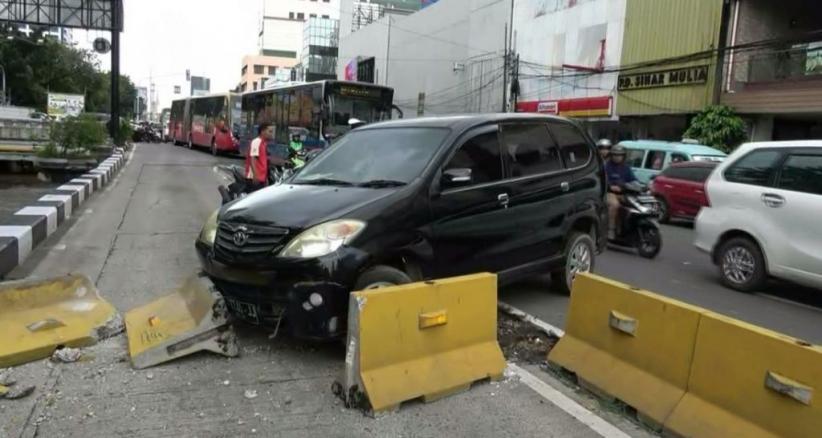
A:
0,65,6,105
110,0,121,142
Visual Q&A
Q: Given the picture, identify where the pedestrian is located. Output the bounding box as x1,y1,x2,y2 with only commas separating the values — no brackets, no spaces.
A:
246,122,274,192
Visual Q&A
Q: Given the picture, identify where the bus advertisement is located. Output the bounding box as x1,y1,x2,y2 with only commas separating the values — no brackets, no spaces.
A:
169,93,242,154
240,80,394,159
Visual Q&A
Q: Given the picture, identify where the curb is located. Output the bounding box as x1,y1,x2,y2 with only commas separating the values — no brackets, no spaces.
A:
0,147,129,279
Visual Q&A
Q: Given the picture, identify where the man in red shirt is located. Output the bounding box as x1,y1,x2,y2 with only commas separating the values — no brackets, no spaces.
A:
245,123,273,192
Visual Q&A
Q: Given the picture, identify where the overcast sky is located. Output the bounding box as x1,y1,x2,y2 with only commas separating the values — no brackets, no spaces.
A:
82,0,261,110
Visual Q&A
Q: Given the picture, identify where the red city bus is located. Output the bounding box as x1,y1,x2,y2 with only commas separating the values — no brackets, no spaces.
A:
169,93,241,154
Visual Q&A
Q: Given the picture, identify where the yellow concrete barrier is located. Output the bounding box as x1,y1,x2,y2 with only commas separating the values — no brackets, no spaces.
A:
547,273,704,426
0,275,118,367
125,274,239,369
340,273,506,413
665,312,822,437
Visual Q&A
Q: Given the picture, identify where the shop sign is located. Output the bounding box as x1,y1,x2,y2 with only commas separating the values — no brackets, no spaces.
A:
618,65,709,91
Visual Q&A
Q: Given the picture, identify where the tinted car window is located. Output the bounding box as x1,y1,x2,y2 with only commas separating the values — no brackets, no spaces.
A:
662,166,688,180
724,150,782,186
778,154,822,195
664,166,713,182
644,150,666,170
626,149,646,168
501,124,562,177
445,131,503,184
294,127,449,185
548,122,591,168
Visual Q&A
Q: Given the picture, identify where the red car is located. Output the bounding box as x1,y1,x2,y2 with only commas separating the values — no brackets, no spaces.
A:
650,162,717,222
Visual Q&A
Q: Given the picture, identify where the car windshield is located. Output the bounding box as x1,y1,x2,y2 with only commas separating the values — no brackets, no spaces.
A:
692,155,726,162
293,127,450,186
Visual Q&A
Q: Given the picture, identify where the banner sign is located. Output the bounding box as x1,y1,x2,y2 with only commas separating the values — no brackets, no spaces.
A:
47,93,85,117
618,65,710,91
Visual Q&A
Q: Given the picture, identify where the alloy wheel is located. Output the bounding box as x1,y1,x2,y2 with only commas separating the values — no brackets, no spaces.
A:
566,240,592,291
363,281,396,290
722,246,756,285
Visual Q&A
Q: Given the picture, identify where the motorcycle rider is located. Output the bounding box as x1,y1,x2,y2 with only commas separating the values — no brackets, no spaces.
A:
596,138,612,161
245,122,274,192
604,145,637,239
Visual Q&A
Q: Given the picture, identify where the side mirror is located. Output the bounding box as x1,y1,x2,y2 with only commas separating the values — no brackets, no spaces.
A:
442,168,472,187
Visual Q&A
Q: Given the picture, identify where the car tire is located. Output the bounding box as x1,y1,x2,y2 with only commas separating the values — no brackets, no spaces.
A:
656,196,670,223
552,232,596,295
353,265,413,291
717,237,767,293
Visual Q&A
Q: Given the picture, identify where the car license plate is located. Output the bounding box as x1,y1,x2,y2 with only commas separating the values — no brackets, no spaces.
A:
225,297,260,324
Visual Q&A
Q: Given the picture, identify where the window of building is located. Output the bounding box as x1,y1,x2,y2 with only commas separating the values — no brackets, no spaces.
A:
778,154,822,195
253,65,264,74
297,12,304,19
289,12,294,19
310,13,317,18
445,131,503,185
501,124,562,177
322,14,329,19
644,150,666,170
240,82,247,92
724,150,782,186
253,81,258,91
268,66,276,75
241,65,248,75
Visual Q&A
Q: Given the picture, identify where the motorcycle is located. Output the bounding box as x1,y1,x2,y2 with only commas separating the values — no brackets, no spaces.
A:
216,148,323,205
608,181,662,259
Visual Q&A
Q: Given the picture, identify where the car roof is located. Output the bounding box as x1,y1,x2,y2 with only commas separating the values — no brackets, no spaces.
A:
360,113,576,132
739,140,822,149
618,140,726,156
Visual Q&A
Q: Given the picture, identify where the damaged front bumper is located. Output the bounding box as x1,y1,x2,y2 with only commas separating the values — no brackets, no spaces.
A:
195,240,368,340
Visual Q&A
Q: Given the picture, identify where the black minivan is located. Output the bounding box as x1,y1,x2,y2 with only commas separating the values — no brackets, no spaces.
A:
196,114,607,340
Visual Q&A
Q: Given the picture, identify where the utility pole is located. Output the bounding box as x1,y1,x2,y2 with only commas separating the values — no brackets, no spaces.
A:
511,53,520,111
110,0,121,143
502,23,508,113
384,16,392,86
0,65,6,106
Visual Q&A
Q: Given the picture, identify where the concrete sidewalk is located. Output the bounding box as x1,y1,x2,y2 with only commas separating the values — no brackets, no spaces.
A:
1,144,648,438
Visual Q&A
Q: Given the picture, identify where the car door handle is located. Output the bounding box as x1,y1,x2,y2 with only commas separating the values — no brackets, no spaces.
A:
497,193,510,208
761,193,785,208
561,181,570,192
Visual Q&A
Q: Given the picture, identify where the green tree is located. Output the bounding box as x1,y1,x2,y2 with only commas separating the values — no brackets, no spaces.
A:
684,105,748,153
0,33,136,117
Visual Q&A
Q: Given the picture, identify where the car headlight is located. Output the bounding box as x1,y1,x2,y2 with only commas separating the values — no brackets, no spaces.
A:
199,208,220,246
279,219,365,258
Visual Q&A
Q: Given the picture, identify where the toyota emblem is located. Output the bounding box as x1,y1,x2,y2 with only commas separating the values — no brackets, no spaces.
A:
233,230,248,246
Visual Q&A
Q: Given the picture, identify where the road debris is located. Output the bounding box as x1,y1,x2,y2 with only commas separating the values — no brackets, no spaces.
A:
1,384,36,400
244,389,258,399
223,380,230,386
146,372,154,380
51,347,83,363
0,368,14,386
497,311,558,364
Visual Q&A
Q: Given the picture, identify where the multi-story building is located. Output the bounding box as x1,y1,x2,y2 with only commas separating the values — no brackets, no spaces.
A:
299,18,341,82
259,0,341,60
513,0,628,140
338,0,508,117
239,55,298,92
719,0,822,140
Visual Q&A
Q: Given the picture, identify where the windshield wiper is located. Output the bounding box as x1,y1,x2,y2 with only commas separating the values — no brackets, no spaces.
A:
357,179,407,188
296,178,354,186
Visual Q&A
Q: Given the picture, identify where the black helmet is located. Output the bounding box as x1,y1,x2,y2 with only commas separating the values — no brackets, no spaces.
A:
596,139,612,149
610,145,626,156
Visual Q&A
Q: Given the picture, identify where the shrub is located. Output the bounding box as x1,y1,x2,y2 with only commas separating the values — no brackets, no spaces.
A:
40,114,107,158
684,105,748,153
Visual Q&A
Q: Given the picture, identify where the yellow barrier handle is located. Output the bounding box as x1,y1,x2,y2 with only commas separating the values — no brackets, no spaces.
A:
419,310,448,329
764,370,813,405
609,310,637,336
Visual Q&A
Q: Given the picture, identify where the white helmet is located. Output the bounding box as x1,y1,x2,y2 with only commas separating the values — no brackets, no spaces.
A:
596,138,613,149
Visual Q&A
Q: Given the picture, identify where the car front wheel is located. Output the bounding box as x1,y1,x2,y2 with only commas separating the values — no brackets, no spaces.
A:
717,237,766,292
353,265,412,291
553,232,596,295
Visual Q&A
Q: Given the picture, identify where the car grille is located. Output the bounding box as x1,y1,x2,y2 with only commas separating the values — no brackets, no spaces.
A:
214,221,291,265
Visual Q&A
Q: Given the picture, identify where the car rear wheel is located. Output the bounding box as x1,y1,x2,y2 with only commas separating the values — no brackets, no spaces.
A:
353,265,412,291
717,237,766,292
552,232,595,295
655,196,670,223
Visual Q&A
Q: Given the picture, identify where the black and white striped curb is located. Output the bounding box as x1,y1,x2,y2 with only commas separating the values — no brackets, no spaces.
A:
0,148,128,278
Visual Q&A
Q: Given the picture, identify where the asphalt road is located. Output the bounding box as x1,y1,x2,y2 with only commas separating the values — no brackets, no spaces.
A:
502,220,822,344
3,143,650,438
